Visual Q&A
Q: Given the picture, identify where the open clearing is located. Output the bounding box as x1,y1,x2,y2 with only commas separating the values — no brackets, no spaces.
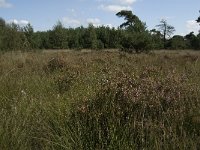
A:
0,50,200,149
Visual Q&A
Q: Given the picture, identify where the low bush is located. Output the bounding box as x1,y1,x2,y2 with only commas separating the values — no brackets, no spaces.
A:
68,69,200,149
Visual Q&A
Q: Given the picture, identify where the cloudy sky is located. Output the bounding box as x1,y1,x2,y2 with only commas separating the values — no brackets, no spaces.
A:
0,0,199,35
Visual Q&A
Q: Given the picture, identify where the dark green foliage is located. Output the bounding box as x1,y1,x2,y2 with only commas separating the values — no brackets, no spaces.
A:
121,31,152,53
0,11,200,52
169,35,187,49
49,21,69,49
116,10,152,53
23,23,34,49
185,32,200,50
116,10,145,32
150,29,164,49
68,27,85,49
83,24,98,49
0,19,33,51
31,31,51,49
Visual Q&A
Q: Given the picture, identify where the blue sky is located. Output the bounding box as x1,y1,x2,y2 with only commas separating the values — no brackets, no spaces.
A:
0,0,199,35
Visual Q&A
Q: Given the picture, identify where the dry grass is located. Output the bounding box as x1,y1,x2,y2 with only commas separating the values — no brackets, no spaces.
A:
0,50,200,149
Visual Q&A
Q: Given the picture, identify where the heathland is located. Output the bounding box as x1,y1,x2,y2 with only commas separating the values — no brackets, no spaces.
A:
0,50,200,149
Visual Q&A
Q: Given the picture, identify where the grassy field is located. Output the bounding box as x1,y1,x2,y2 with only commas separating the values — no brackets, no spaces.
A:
0,50,200,149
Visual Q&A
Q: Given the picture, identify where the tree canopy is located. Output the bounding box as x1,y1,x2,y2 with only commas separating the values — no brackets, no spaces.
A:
156,19,175,48
116,10,145,32
115,10,152,53
0,10,200,52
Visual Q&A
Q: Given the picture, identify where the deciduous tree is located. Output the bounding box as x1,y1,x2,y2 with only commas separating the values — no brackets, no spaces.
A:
156,19,175,48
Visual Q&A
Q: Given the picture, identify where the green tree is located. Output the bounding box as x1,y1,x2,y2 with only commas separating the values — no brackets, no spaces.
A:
49,21,68,49
170,35,187,49
23,23,34,49
83,24,98,49
108,27,123,48
150,29,164,49
96,26,109,48
68,27,85,50
185,32,200,50
0,18,6,29
116,10,145,32
116,10,152,53
3,23,27,50
0,18,6,51
156,19,175,48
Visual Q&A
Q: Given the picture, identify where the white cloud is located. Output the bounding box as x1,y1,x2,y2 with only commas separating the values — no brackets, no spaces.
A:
62,17,81,27
19,20,29,25
104,24,113,28
96,0,137,5
99,4,132,13
8,19,29,25
186,20,199,34
0,0,12,8
86,18,114,28
118,0,137,5
87,18,101,26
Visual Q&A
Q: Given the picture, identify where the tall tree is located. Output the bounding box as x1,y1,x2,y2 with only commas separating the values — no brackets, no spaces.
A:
83,24,98,49
49,21,68,49
185,32,200,50
116,10,152,53
116,10,145,32
156,19,175,48
23,23,34,49
0,18,6,29
0,18,6,51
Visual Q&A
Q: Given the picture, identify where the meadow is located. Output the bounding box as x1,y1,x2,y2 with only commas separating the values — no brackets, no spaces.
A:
0,50,200,149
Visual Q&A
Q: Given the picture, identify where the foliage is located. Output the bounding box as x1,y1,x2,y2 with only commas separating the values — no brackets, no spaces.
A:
185,32,200,50
83,24,98,49
156,19,175,48
49,21,69,49
121,31,152,53
150,29,164,49
169,35,187,49
116,10,152,53
116,10,145,32
1,11,200,52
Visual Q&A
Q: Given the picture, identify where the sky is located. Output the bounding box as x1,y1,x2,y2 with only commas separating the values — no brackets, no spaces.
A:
0,0,199,35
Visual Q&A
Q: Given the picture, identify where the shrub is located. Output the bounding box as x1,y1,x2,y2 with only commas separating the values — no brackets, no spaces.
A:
44,56,65,72
121,32,152,53
67,70,200,149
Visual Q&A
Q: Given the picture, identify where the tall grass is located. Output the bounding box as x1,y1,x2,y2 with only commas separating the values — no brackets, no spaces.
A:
0,50,200,149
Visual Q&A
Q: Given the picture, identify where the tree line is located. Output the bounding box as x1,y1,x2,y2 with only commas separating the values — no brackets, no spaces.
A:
0,10,200,53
